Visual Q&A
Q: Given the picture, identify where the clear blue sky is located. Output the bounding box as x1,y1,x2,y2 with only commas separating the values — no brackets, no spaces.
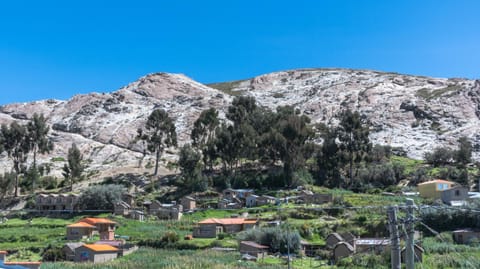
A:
1,1,479,104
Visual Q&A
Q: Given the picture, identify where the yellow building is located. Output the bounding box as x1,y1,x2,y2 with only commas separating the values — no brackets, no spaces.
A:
417,179,454,199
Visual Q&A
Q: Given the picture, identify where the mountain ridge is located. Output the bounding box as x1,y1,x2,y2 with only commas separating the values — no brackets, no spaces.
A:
1,68,479,181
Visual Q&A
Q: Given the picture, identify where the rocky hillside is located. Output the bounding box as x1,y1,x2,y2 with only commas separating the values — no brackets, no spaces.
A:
1,68,479,179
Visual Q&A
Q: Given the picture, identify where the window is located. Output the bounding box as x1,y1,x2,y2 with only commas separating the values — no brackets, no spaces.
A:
455,190,460,196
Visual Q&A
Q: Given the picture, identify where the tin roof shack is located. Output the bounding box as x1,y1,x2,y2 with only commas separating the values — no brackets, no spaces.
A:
223,188,254,200
453,229,480,244
74,244,118,263
441,185,469,206
218,197,243,209
66,222,96,240
418,179,454,200
149,201,183,220
193,218,258,238
354,238,391,255
79,218,117,241
180,196,196,212
239,241,269,260
401,244,424,262
64,243,83,261
256,195,277,206
0,250,42,269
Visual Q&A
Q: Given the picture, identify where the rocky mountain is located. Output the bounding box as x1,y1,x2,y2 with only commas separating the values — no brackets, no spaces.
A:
1,68,479,180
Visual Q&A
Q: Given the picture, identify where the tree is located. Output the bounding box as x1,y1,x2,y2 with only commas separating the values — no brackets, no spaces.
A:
177,144,207,192
455,136,472,167
337,109,371,187
316,123,341,187
1,122,31,197
63,143,84,191
424,147,453,167
137,109,177,176
273,106,315,186
0,172,15,198
191,108,219,171
25,113,54,192
27,113,53,169
77,184,125,210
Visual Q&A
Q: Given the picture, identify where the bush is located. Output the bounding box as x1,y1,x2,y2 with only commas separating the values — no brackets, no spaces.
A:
424,147,454,167
237,227,301,254
42,245,65,262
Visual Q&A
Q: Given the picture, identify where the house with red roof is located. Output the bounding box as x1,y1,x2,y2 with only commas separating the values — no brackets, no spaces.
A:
193,218,258,238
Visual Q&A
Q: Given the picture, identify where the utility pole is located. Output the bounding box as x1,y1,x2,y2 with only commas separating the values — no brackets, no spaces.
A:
388,206,401,269
405,199,416,269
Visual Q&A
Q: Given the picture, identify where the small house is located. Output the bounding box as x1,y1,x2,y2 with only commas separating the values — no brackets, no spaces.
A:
193,218,258,238
441,185,469,205
149,201,183,220
78,218,117,240
300,240,323,257
418,179,454,199
401,244,424,262
0,250,41,269
217,198,242,209
222,188,254,200
257,195,277,206
130,210,145,221
114,201,131,216
63,242,83,261
66,222,96,240
326,233,344,249
453,229,480,244
239,241,269,259
246,195,259,207
340,232,356,246
74,244,118,263
180,196,196,212
333,242,354,261
36,193,79,213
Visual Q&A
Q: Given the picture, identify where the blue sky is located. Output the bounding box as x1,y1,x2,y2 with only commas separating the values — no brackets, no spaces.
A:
1,1,479,104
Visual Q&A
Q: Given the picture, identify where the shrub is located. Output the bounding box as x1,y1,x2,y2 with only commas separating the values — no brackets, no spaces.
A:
77,184,125,210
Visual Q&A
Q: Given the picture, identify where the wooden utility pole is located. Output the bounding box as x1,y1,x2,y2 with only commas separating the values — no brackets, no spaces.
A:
388,206,401,269
405,199,416,269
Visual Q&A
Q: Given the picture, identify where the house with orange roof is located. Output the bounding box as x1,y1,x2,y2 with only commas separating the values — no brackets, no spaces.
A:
79,218,117,240
67,218,117,240
0,250,41,269
66,222,96,240
193,218,258,238
74,244,118,263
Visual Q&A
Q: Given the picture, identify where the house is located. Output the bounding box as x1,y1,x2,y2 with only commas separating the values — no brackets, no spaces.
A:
301,193,333,204
36,193,79,212
222,188,254,200
354,238,391,254
122,193,136,207
66,221,96,240
114,201,131,216
257,195,277,206
148,201,183,220
326,233,344,249
180,196,196,212
246,195,259,207
74,244,118,263
130,210,145,221
340,232,356,246
452,229,480,244
193,218,258,238
78,218,117,240
0,250,41,269
333,242,354,261
217,197,243,209
94,240,138,257
418,179,454,199
441,185,469,205
401,244,424,262
239,241,269,259
64,242,83,261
